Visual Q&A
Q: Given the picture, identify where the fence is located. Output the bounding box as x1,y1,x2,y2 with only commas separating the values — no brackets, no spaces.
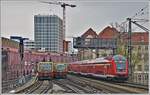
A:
128,72,149,85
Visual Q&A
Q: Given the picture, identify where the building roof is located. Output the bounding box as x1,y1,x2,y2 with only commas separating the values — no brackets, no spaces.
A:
98,26,119,39
131,32,149,42
80,26,149,44
120,32,149,43
81,28,98,38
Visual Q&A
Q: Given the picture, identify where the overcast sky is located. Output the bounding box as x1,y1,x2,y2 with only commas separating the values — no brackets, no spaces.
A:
1,0,149,41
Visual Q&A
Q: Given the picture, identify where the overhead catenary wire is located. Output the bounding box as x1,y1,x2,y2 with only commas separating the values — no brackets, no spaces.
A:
118,5,148,28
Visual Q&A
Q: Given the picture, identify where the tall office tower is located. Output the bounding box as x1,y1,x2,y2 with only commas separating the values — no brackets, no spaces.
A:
34,15,63,52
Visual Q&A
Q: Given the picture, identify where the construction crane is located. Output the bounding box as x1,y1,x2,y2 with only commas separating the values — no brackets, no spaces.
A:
40,1,76,40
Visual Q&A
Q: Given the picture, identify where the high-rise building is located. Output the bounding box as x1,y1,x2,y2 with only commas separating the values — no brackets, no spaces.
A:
34,15,63,52
24,40,35,50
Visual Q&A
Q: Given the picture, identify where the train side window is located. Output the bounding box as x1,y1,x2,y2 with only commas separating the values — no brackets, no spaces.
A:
108,64,112,68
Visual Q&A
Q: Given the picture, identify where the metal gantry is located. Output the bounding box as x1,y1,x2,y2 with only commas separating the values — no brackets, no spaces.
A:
10,36,29,61
73,37,117,58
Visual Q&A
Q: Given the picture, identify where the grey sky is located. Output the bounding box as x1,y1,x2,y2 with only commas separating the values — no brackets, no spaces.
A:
1,0,149,41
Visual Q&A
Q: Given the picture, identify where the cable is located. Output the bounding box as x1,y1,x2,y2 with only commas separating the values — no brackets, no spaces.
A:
131,5,148,19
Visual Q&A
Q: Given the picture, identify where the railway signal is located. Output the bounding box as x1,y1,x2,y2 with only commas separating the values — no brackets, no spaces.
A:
10,36,28,61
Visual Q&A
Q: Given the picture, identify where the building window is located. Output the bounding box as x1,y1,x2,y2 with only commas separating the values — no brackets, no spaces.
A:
145,74,148,80
138,46,141,50
137,65,142,71
145,46,148,50
144,64,149,71
144,53,148,61
138,74,141,80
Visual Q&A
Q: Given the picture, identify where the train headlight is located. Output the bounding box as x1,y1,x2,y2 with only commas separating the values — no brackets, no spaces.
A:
119,61,122,63
9,90,15,94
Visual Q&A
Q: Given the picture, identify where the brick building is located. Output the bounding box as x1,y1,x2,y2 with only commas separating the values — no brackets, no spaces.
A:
118,32,149,84
78,28,98,60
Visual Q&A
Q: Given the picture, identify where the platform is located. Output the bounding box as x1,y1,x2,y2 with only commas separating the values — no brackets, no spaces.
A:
9,77,37,94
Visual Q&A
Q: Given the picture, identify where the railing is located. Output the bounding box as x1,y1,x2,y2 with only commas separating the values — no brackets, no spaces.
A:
128,72,148,86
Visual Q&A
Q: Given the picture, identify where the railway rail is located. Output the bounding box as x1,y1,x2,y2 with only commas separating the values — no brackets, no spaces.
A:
67,75,148,94
113,82,148,90
26,81,52,94
53,79,86,93
64,78,108,93
13,75,148,94
14,78,39,94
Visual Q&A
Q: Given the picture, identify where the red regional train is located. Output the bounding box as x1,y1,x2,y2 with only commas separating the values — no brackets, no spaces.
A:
68,55,128,81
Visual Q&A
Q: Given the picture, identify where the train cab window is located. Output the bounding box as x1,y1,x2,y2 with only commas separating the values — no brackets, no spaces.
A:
108,64,112,68
113,55,127,72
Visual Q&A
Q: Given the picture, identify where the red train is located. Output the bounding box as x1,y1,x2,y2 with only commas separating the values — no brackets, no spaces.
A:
37,62,54,80
68,55,128,81
53,63,68,79
2,48,77,81
36,62,68,80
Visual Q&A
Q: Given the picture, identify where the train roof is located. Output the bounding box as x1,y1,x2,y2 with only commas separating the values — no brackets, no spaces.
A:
71,57,110,64
87,57,110,64
54,63,68,64
113,55,127,61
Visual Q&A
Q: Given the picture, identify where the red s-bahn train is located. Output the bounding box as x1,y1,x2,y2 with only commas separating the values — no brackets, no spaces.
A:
54,63,68,79
68,55,128,81
37,62,54,80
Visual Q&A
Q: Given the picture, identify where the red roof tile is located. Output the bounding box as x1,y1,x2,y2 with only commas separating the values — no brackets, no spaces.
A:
132,32,149,42
98,26,119,39
81,28,98,38
121,32,149,43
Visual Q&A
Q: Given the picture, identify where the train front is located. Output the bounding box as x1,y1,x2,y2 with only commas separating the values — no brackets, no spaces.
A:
54,63,68,78
113,55,128,81
37,62,53,80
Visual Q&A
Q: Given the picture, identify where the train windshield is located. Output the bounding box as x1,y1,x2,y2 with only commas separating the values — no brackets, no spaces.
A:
113,55,126,72
40,63,52,71
57,64,66,71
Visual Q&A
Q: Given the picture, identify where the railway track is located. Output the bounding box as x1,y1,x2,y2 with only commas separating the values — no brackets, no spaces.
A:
27,81,53,94
14,75,148,94
14,78,40,94
113,82,148,90
67,75,148,94
53,79,86,93
65,78,108,93
53,78,109,94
